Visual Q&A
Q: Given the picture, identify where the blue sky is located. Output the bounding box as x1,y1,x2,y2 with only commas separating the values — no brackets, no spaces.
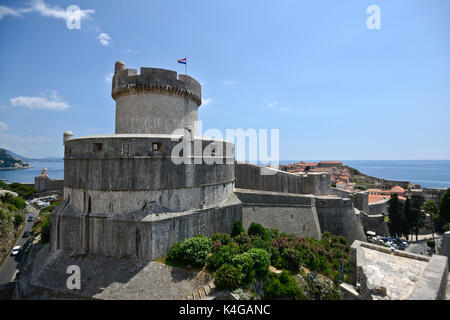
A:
0,0,449,160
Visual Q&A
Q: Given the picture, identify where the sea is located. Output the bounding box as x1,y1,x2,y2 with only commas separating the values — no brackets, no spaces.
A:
281,160,450,189
1,160,450,189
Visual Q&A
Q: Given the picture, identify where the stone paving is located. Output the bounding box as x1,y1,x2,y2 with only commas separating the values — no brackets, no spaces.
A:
361,246,428,300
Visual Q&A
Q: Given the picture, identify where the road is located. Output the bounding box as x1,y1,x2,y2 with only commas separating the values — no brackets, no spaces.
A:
406,237,442,256
0,204,39,285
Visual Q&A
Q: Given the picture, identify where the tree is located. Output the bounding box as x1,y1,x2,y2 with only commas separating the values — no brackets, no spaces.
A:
13,213,25,230
423,200,438,242
403,197,412,240
410,195,425,241
439,188,450,230
388,194,404,238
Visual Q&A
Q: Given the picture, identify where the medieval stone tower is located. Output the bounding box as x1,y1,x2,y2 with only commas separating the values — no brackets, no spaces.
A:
50,61,242,261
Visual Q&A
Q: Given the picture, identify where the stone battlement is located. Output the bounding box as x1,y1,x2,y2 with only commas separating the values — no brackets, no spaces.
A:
112,62,201,105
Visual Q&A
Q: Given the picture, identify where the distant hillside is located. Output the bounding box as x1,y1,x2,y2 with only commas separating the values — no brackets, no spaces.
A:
0,148,30,169
1,149,62,163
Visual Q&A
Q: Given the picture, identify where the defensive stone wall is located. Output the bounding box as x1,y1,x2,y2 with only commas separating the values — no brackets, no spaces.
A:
234,188,321,239
64,135,235,214
34,176,63,193
439,232,450,268
331,187,369,213
315,196,366,244
368,198,389,216
235,162,331,195
50,194,242,261
360,211,389,236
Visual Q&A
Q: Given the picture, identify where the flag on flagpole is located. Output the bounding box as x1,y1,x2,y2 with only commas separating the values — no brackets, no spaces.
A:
177,57,187,64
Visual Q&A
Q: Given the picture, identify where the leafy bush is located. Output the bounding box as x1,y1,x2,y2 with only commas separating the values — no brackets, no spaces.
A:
247,248,270,278
206,242,240,271
248,222,268,239
12,196,26,210
211,233,233,246
166,234,212,267
40,214,50,243
263,271,305,300
179,234,212,266
232,252,255,284
7,204,17,212
167,241,184,262
13,213,25,229
281,248,301,272
214,263,243,289
230,220,245,237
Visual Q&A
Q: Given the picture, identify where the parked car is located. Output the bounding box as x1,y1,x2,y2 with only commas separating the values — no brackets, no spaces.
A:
23,231,30,238
11,246,21,256
27,216,34,222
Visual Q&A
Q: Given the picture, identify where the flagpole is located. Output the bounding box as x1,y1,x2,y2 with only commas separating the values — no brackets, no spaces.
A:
185,58,187,75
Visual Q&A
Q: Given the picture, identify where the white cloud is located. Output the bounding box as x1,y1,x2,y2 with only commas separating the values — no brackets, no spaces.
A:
97,32,112,46
0,5,21,19
10,90,70,111
125,49,139,54
223,80,238,86
19,0,94,21
268,101,278,108
202,98,213,106
0,121,8,131
105,73,114,82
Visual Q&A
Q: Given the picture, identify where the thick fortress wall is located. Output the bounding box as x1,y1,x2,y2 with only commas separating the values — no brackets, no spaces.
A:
112,66,202,135
50,194,242,261
234,188,321,239
235,162,331,195
315,196,367,244
64,135,235,214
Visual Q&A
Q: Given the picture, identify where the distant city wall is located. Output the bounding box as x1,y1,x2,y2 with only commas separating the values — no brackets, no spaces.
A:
33,177,64,195
234,188,321,239
368,199,389,216
235,162,331,195
331,187,369,213
360,212,389,236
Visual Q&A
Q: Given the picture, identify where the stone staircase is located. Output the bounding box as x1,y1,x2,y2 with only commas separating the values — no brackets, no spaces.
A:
182,279,216,300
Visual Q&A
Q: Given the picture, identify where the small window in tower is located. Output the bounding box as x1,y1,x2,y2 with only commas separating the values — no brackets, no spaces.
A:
152,142,162,152
93,143,103,152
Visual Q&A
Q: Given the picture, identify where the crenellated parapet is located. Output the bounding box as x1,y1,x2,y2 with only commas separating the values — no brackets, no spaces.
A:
112,63,202,106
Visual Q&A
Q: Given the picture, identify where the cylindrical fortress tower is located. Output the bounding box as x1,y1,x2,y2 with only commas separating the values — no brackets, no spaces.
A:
112,61,202,135
51,62,241,260
62,62,233,215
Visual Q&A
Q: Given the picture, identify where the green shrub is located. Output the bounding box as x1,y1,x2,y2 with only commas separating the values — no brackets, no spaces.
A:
7,204,17,212
12,196,26,210
167,241,184,262
230,220,245,237
211,233,233,246
206,242,240,271
214,264,243,289
180,234,212,266
281,248,301,273
166,234,212,267
247,248,270,277
232,252,255,284
40,214,51,243
248,222,267,239
251,236,271,251
13,213,25,229
263,271,305,300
